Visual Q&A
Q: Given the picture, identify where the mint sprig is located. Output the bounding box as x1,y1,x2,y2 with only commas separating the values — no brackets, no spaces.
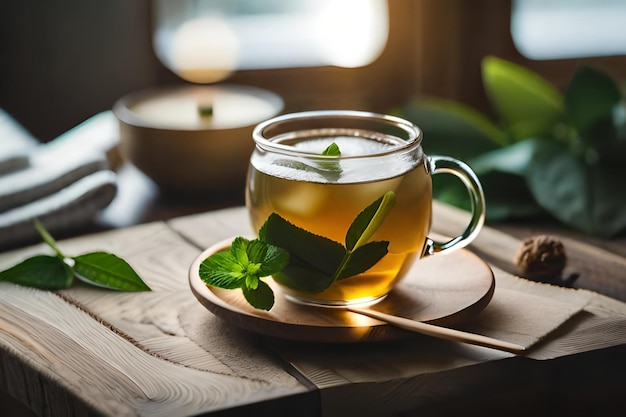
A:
199,237,289,310
0,219,151,292
200,191,396,310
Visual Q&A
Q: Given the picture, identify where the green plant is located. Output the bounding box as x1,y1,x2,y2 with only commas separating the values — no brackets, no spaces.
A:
0,220,150,291
394,56,626,237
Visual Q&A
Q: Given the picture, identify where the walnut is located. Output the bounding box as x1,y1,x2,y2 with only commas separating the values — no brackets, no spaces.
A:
514,235,567,283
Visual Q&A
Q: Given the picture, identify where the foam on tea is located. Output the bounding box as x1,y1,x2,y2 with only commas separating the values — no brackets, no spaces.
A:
255,133,419,185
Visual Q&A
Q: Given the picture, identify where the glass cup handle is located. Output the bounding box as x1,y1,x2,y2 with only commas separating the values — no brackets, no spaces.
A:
422,155,486,257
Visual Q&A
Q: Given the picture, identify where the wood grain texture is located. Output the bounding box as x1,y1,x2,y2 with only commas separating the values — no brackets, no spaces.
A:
1,203,625,417
0,223,308,417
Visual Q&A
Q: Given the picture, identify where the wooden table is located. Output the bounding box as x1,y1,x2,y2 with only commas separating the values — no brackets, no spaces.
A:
2,182,626,417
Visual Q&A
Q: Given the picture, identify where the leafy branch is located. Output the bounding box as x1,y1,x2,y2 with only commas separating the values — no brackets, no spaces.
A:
394,56,626,237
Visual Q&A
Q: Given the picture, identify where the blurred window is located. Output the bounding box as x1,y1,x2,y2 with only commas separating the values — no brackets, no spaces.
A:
511,0,626,59
153,0,389,83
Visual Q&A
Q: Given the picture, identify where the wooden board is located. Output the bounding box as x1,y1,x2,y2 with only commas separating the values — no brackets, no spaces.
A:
0,222,311,417
189,238,494,343
2,203,625,417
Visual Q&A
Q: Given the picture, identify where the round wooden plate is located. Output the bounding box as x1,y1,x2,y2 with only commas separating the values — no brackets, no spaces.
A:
189,238,495,343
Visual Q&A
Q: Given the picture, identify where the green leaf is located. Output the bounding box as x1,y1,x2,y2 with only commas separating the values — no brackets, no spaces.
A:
257,242,289,277
207,191,397,304
581,164,626,237
259,214,344,292
231,236,250,265
317,142,343,180
482,56,563,141
565,65,622,138
245,274,259,290
260,213,345,277
272,263,335,293
72,252,151,292
345,191,395,251
199,237,287,307
393,97,504,158
337,241,389,280
259,199,395,292
0,221,149,293
613,103,626,140
200,250,245,289
525,140,626,237
595,103,626,166
479,172,543,221
470,138,541,176
0,255,73,290
321,142,341,156
244,239,266,263
432,168,542,222
242,279,274,311
466,139,548,221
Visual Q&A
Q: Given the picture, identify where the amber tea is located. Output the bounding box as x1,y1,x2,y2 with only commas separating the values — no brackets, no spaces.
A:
247,135,431,305
247,111,485,307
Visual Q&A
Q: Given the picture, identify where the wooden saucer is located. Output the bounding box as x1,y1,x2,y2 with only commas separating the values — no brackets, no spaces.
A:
189,238,495,343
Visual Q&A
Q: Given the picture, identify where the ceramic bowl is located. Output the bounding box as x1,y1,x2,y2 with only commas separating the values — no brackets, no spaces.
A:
113,84,283,193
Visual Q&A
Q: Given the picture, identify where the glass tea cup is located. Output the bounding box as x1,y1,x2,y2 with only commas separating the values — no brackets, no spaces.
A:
246,110,485,307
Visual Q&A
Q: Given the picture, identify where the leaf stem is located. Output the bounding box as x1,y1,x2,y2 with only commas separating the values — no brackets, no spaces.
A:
34,219,66,259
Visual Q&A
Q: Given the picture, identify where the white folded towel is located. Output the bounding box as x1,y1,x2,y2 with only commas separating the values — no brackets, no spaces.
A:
0,110,119,250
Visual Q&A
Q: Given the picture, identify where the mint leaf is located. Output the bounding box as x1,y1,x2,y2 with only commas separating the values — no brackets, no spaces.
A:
271,142,343,182
72,252,151,292
199,250,245,289
232,236,255,266
337,241,389,280
273,260,336,293
332,191,395,281
202,191,396,308
260,192,395,292
245,274,259,290
199,237,287,310
242,279,274,310
321,142,341,156
231,236,288,278
345,191,396,251
317,141,342,180
0,255,73,290
257,242,290,276
244,238,266,263
260,213,345,277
